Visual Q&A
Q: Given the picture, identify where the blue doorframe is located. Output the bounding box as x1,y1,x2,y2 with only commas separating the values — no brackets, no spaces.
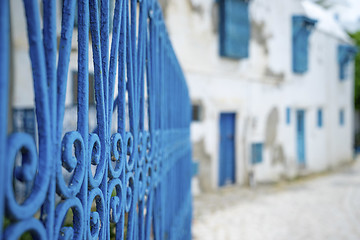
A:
219,113,236,186
296,110,306,165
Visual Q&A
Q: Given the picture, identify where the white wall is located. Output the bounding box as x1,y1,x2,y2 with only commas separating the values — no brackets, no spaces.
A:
164,0,355,190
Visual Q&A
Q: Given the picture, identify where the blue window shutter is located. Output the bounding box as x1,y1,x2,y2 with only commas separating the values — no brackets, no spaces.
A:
294,29,308,73
292,16,317,73
286,107,291,125
219,0,250,59
251,143,263,164
317,108,322,128
338,45,357,80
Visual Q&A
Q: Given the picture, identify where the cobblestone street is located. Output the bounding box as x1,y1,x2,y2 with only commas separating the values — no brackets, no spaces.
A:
192,161,360,240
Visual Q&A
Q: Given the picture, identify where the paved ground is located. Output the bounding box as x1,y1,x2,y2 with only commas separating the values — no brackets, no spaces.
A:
192,161,360,240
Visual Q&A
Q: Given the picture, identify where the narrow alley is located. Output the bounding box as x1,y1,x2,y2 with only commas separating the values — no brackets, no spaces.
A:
193,161,360,240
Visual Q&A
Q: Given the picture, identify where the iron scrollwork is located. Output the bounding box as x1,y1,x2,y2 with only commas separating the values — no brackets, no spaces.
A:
0,0,192,239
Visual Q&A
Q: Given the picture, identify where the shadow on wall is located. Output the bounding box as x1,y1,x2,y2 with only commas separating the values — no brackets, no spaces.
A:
265,107,286,166
193,138,212,192
158,0,168,16
251,19,285,82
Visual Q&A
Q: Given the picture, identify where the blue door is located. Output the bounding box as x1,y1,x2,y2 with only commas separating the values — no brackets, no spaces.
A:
219,113,236,186
296,110,306,165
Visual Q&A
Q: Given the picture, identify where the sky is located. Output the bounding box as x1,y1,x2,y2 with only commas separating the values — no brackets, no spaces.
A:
316,0,360,32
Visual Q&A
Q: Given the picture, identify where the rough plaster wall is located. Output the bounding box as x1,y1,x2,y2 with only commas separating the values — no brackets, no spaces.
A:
250,0,305,81
183,30,353,186
10,0,34,108
264,107,286,166
192,139,212,192
166,0,304,84
265,107,279,148
158,0,169,16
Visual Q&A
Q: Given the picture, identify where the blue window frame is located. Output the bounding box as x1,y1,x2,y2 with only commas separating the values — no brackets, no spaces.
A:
338,45,357,80
339,109,345,126
251,143,263,164
317,108,322,128
292,15,317,74
286,107,291,125
219,0,250,59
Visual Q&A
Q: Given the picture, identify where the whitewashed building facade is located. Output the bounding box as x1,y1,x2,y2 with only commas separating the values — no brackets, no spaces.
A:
161,0,356,191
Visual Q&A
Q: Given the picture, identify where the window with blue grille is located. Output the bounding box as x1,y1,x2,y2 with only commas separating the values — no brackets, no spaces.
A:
12,108,36,139
251,143,263,164
339,109,345,126
317,108,322,128
292,15,317,74
338,45,357,80
286,107,291,125
219,0,250,59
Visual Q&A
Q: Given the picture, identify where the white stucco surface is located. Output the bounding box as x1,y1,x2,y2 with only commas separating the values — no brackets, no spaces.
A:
164,0,355,190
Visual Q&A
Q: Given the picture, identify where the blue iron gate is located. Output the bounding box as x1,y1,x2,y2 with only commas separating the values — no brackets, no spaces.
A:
219,113,236,186
0,0,192,239
296,110,306,165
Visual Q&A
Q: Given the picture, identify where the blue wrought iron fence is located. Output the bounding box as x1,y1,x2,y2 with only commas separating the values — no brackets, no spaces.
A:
0,0,192,239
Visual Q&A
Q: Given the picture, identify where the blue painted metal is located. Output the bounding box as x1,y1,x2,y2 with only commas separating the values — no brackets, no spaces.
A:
219,113,236,186
296,110,306,165
73,0,115,30
292,15,317,74
338,45,357,80
219,0,250,59
0,0,10,238
251,143,263,164
340,109,345,126
317,108,323,128
0,0,192,239
286,107,291,125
